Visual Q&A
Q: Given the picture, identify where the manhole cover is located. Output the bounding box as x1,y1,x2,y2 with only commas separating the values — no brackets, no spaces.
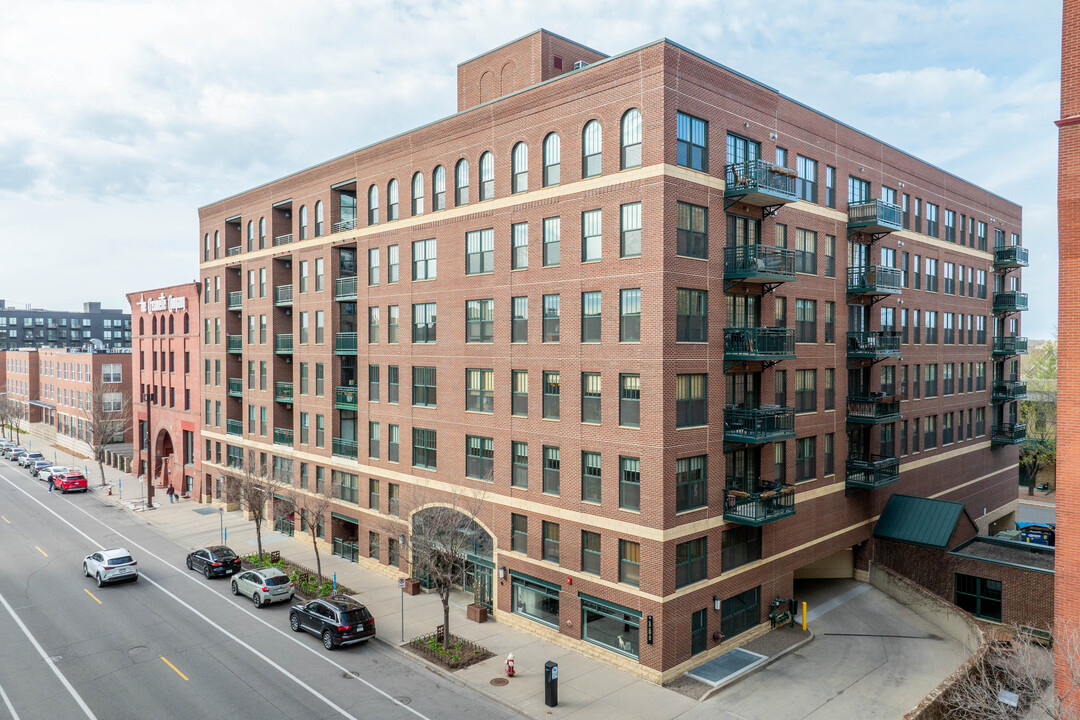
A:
128,646,148,656
395,696,412,705
490,678,509,687
343,671,361,679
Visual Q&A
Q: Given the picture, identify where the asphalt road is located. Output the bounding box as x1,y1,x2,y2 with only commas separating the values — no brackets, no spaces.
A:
0,457,518,720
1018,499,1056,526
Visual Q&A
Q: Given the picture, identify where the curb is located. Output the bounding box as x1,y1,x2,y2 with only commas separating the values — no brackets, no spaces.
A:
697,631,815,703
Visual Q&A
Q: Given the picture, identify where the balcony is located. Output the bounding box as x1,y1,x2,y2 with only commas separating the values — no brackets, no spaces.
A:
723,245,797,285
225,246,243,257
847,199,902,235
273,427,294,446
994,245,1029,269
724,406,796,444
335,332,358,354
334,276,358,301
227,378,243,397
847,265,902,296
272,233,293,246
846,395,902,424
335,386,358,410
993,291,1029,314
226,419,243,437
227,336,243,354
274,284,293,307
845,455,900,490
724,160,797,208
333,218,358,234
275,381,294,403
723,484,796,526
226,291,242,311
724,327,796,363
991,423,1027,446
846,330,901,359
333,437,359,460
992,380,1028,402
993,335,1029,356
274,334,293,354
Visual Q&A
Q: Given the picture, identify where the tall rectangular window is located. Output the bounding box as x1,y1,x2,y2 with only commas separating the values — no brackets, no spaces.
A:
795,299,817,342
412,366,437,407
465,228,494,275
388,424,399,462
824,432,834,475
795,436,816,481
621,203,641,257
368,306,380,344
412,303,436,343
619,456,640,511
543,446,560,495
465,368,494,413
512,441,528,488
512,370,528,416
676,455,706,512
795,155,817,203
619,289,641,342
387,365,399,403
412,428,437,469
581,531,601,575
825,165,836,208
581,373,601,424
675,537,707,588
795,369,816,412
511,514,528,553
543,216,560,267
369,422,380,459
581,291,601,342
676,374,707,427
368,248,379,286
824,235,835,277
511,223,528,269
368,364,380,402
676,112,708,171
677,202,708,258
582,209,602,262
511,296,528,343
543,371,560,419
795,228,817,274
619,540,640,587
581,451,602,503
824,301,835,343
412,238,436,280
465,435,494,480
926,202,939,237
542,522,560,564
543,294,560,342
387,245,398,283
465,299,494,343
388,305,399,343
619,374,640,428
677,289,707,342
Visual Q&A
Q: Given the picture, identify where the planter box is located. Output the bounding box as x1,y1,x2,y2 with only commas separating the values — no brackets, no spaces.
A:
467,604,488,623
403,578,421,596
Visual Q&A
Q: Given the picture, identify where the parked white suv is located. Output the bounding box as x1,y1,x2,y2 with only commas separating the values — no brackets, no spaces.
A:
231,568,294,608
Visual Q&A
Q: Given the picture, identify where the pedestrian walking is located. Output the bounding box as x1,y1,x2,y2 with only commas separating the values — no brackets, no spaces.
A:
167,485,176,503
47,476,54,493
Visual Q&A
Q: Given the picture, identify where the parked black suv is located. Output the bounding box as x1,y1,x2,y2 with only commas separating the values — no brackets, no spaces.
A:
289,595,376,650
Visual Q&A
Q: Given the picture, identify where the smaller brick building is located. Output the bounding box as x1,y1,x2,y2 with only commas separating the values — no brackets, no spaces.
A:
36,347,134,449
3,349,41,425
127,283,202,501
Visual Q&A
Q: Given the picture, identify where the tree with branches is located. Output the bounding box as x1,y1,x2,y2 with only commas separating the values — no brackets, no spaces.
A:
292,478,334,583
1021,339,1058,494
226,451,293,561
82,377,132,487
0,395,19,441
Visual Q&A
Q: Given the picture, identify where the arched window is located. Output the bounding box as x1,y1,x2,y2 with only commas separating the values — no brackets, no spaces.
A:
432,166,446,211
139,317,145,335
621,109,642,169
213,230,221,258
543,133,561,187
455,159,470,206
183,313,189,334
258,217,266,249
368,185,380,225
152,316,157,335
479,152,494,201
314,201,324,237
511,142,528,194
298,205,308,240
582,120,602,178
168,315,175,334
203,233,210,261
387,179,399,221
246,220,254,251
412,172,425,216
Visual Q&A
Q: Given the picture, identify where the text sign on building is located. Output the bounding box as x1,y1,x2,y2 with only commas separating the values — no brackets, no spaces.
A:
137,294,186,314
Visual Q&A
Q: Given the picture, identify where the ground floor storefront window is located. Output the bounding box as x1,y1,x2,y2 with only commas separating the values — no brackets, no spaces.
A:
511,573,560,628
580,594,640,659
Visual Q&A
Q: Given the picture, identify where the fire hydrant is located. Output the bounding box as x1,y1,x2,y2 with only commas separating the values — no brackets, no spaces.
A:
506,652,516,677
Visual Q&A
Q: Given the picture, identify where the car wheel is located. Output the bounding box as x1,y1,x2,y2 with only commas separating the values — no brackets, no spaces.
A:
253,593,263,609
61,488,67,495
290,613,302,632
203,566,212,580
96,573,103,588
322,630,335,650
83,563,89,577
231,581,239,596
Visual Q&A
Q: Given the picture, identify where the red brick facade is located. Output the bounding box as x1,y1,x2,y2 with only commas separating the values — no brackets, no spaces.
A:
36,348,133,446
197,33,1024,680
3,350,41,425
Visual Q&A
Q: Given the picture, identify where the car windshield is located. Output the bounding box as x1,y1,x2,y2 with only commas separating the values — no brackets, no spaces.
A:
263,575,291,587
108,556,134,565
342,608,373,624
214,548,237,559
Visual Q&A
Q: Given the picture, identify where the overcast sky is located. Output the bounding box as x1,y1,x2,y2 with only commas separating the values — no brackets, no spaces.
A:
0,0,1061,339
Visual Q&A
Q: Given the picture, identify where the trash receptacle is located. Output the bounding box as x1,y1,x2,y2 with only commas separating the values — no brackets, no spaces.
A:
544,661,558,707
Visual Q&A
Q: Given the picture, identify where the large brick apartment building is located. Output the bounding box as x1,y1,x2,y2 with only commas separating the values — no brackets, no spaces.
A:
197,30,1026,680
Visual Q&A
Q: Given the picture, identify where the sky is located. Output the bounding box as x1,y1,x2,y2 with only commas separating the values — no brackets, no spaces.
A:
0,0,1062,339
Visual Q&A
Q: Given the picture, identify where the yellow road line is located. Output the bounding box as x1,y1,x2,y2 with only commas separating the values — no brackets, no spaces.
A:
84,589,102,605
35,546,47,557
161,656,188,681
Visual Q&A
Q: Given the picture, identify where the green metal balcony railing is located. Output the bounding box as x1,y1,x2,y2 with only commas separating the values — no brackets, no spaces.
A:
725,160,798,205
993,245,1029,269
335,332,358,354
333,538,359,563
274,334,293,354
274,517,295,537
991,423,1027,446
226,290,242,311
227,336,243,354
273,427,294,446
723,245,797,283
992,381,1028,402
723,327,796,362
334,276,358,301
226,419,243,437
993,291,1029,314
333,437,359,460
846,395,902,424
274,284,293,307
847,330,901,359
845,455,900,490
847,265,902,295
992,335,1029,356
723,484,796,526
847,199,902,233
227,378,243,397
335,386,358,410
724,406,796,444
275,381,294,403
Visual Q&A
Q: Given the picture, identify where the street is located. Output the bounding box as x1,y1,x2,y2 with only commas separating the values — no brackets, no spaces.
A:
1018,499,1056,526
0,456,518,720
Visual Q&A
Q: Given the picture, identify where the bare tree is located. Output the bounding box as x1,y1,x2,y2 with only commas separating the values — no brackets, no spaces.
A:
0,396,16,441
292,480,334,583
399,487,488,651
82,377,133,486
226,451,293,561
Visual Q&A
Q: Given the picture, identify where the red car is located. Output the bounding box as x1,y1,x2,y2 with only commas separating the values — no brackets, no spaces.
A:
56,472,88,494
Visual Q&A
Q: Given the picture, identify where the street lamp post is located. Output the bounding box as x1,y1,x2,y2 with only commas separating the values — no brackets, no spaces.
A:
142,388,155,508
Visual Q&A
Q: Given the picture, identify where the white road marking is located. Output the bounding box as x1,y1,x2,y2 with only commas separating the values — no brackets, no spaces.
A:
0,468,433,720
0,678,21,720
0,588,96,719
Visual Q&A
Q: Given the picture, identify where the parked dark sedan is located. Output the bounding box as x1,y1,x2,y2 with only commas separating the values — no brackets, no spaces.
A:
186,546,242,578
289,595,376,650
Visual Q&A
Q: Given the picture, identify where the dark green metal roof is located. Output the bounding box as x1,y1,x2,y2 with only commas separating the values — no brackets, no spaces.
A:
873,494,969,549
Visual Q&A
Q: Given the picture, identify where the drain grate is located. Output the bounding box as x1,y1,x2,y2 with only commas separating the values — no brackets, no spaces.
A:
490,678,509,687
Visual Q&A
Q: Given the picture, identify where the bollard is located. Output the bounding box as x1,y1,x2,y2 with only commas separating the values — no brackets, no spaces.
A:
802,601,807,631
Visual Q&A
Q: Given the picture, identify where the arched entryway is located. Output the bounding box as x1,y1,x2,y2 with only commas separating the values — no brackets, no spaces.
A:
153,429,174,489
411,507,494,611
